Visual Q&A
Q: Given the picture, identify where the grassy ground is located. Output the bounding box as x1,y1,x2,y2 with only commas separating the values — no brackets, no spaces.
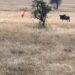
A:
0,11,75,75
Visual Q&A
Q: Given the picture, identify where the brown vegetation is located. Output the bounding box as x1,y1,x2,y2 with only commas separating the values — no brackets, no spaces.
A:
0,11,75,75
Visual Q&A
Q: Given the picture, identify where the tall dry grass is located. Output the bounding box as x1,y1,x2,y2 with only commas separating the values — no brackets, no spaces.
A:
0,11,75,75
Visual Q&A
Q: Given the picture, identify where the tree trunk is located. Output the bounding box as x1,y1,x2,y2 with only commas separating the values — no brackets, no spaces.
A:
56,2,59,9
42,19,45,27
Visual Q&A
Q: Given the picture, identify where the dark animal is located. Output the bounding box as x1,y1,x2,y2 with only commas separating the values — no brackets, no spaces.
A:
59,14,70,22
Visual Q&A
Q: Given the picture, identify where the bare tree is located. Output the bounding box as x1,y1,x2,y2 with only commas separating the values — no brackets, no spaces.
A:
32,0,51,27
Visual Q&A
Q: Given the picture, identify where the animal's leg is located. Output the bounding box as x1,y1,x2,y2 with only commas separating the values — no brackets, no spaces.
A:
69,18,70,22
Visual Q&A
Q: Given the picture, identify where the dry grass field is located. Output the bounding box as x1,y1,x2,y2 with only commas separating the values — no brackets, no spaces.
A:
0,10,75,75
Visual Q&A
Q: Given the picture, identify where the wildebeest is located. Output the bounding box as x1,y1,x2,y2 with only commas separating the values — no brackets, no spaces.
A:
59,14,70,22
